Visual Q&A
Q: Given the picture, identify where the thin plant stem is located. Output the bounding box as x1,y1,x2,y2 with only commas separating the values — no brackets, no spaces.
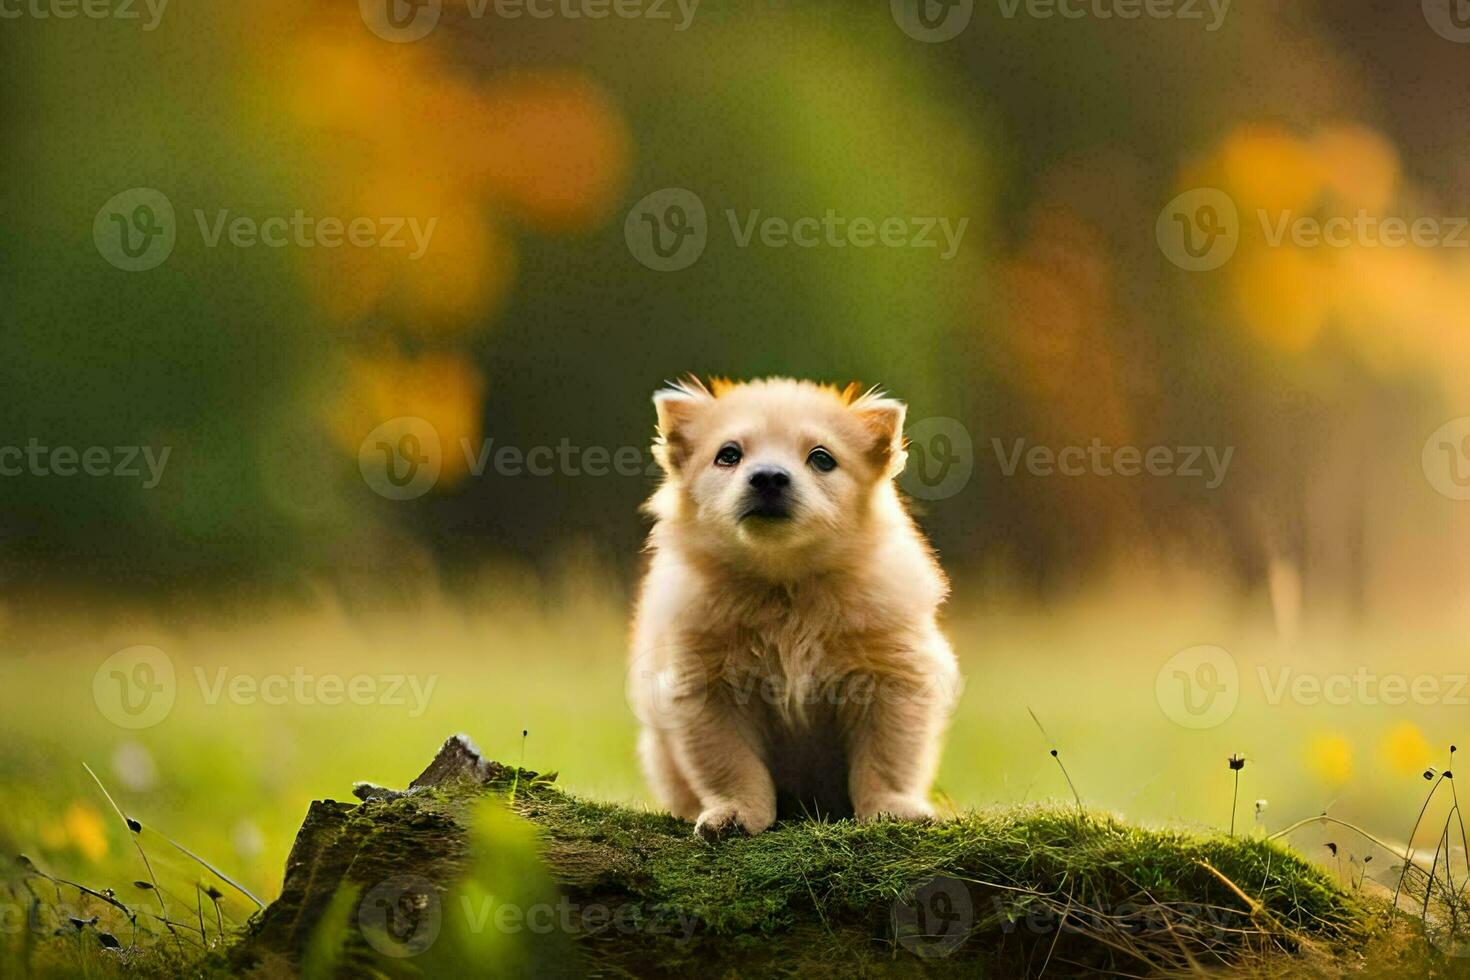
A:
1231,770,1240,838
1027,708,1082,812
509,729,528,804
82,763,164,915
1393,773,1447,914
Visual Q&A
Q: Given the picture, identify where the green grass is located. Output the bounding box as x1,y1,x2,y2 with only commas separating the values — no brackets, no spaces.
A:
3,582,1470,974
9,751,1466,977
206,762,1377,977
2,586,1466,902
512,776,1372,975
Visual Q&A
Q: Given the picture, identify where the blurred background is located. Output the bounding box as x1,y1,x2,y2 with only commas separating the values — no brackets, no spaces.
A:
3,0,1470,913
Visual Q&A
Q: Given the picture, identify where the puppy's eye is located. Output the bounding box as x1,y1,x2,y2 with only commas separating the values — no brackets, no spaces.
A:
807,447,837,473
714,443,743,467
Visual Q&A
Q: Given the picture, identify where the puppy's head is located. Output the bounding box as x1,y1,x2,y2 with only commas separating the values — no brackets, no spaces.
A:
648,377,906,572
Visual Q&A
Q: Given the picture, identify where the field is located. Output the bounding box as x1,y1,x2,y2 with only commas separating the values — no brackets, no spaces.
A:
2,573,1465,943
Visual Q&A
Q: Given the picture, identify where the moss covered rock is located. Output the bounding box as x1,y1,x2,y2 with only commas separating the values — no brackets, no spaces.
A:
228,735,1375,978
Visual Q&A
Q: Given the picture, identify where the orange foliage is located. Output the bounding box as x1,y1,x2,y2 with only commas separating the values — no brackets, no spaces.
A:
238,5,632,490
1182,121,1470,382
274,27,629,334
327,349,486,486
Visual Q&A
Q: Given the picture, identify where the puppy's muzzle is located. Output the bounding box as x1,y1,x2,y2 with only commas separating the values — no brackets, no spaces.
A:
742,465,793,520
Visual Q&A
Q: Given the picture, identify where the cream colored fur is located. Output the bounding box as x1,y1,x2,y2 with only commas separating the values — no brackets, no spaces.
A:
629,377,960,840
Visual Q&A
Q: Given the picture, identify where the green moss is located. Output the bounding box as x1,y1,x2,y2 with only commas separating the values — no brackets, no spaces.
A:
12,767,1383,979
503,773,1372,976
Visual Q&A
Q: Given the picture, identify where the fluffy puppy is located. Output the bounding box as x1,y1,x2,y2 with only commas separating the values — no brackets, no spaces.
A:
629,377,960,840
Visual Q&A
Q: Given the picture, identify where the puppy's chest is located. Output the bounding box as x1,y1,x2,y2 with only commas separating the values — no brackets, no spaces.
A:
702,588,868,716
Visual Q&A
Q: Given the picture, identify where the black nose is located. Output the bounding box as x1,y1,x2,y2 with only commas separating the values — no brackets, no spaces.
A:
748,465,791,495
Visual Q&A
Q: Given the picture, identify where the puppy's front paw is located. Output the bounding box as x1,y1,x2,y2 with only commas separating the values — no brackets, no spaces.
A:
694,801,774,842
857,795,936,823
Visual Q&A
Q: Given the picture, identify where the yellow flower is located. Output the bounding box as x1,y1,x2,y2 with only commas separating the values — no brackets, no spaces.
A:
1217,125,1324,214
1380,722,1433,776
63,801,109,863
1306,734,1353,786
1227,244,1332,352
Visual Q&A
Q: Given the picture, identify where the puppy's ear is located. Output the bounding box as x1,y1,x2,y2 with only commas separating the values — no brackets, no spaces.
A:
652,378,711,472
852,394,907,477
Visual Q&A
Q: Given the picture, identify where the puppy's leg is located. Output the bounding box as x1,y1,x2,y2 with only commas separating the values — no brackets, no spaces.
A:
638,728,700,820
667,692,776,841
845,671,953,822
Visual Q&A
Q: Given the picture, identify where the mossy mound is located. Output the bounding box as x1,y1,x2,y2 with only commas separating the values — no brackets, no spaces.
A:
224,736,1375,978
